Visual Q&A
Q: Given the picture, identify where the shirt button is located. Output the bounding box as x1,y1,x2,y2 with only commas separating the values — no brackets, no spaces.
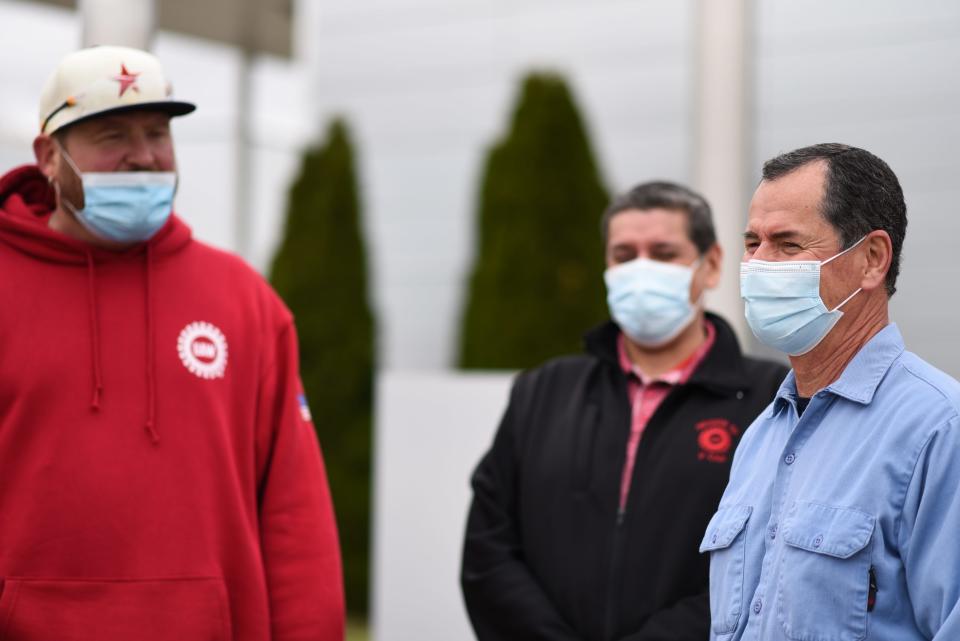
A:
768,525,778,540
784,452,796,465
813,535,823,548
753,598,762,614
711,532,718,544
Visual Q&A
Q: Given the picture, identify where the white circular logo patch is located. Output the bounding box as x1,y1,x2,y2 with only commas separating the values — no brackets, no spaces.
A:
177,321,228,379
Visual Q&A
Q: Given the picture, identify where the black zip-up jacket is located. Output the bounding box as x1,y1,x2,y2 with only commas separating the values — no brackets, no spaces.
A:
461,314,788,641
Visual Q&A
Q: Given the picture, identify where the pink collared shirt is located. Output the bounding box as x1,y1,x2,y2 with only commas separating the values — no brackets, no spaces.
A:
616,320,716,513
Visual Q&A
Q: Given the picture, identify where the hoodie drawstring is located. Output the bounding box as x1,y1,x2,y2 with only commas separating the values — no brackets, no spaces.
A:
85,248,159,444
85,252,103,411
144,243,159,444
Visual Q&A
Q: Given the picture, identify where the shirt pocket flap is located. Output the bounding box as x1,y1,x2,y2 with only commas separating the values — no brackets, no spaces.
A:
783,501,876,559
700,504,752,552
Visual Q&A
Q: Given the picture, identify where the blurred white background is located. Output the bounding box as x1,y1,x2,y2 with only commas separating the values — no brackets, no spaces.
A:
3,0,956,374
2,2,958,639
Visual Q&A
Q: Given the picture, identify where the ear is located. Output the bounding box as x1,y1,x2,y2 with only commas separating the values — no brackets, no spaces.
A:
701,242,723,290
33,134,60,180
860,230,892,293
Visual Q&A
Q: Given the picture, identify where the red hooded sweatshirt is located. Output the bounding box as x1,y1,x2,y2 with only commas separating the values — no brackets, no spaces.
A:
0,165,345,640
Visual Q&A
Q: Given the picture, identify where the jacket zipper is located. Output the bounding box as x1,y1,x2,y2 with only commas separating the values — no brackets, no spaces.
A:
602,386,684,640
603,508,628,641
603,382,634,641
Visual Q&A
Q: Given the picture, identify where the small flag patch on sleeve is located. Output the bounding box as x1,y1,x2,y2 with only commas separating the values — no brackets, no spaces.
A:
297,393,313,422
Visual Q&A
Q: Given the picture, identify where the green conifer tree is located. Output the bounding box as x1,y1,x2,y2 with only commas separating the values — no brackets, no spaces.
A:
459,72,609,369
270,118,373,616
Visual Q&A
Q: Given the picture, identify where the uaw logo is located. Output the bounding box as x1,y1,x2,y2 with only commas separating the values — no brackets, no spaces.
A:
695,418,740,463
177,321,228,379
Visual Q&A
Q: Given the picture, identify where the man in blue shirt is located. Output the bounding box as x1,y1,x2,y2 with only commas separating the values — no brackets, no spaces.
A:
701,143,960,641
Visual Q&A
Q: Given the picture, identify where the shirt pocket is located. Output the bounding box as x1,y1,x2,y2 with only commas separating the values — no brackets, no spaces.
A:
777,502,876,641
700,504,753,635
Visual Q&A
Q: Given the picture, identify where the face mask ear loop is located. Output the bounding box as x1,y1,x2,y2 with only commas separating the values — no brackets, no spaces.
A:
829,287,862,313
821,234,869,267
54,138,83,177
53,139,84,214
820,235,868,313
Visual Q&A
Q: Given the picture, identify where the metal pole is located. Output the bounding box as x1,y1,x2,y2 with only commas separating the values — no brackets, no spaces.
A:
234,0,254,259
693,0,752,345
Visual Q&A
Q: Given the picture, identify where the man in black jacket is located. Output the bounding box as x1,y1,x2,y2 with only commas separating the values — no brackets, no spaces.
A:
461,181,788,641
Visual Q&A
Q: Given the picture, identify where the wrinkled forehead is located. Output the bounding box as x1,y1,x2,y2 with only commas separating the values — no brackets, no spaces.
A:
746,162,835,238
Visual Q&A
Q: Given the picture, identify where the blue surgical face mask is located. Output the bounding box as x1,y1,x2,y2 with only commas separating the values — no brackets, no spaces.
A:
604,257,700,347
740,236,867,356
58,147,176,243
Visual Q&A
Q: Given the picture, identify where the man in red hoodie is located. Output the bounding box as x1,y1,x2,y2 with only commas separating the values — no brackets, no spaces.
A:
0,46,345,640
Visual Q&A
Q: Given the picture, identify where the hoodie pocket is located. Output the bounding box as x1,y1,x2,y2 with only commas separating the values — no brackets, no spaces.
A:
0,576,231,641
700,504,753,635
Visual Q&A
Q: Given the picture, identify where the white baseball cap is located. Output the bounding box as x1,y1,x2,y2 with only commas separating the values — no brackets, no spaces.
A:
38,45,195,135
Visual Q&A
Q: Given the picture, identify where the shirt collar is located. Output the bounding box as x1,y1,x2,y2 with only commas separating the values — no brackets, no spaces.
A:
617,320,717,386
774,323,905,407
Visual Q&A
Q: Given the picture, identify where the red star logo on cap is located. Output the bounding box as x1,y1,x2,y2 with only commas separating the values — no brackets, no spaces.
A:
113,63,140,97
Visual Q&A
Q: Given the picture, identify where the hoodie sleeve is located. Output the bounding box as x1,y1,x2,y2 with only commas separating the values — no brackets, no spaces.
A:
256,319,345,641
460,374,584,641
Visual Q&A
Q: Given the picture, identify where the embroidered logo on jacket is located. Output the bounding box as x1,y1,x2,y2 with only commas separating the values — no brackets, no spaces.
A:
177,321,228,379
695,418,740,463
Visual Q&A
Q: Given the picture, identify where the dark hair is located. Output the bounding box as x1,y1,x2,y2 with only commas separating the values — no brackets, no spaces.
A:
601,180,716,254
762,143,907,297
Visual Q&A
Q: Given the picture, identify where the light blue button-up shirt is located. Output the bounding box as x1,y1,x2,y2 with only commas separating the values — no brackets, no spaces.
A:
701,324,960,641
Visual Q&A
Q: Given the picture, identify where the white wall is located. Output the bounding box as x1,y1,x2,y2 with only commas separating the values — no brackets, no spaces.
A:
2,0,699,372
310,0,697,370
5,0,957,377
754,0,960,376
372,371,513,641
